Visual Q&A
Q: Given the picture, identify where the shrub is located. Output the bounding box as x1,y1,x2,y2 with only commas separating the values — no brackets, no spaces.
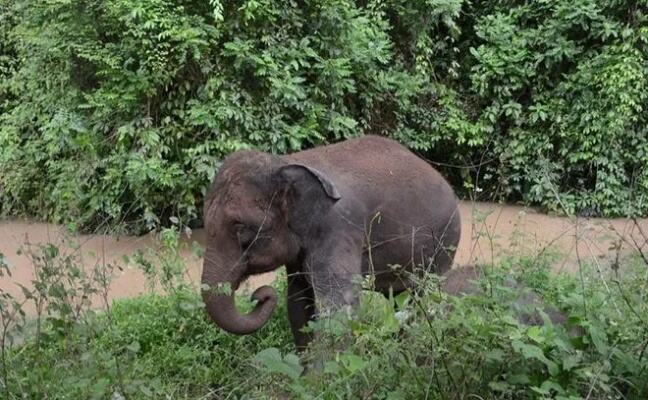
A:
1,0,647,230
0,232,293,399
4,290,293,399
255,259,648,399
2,235,647,399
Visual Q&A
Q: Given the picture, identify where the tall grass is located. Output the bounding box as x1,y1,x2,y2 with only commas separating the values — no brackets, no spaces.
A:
1,224,647,399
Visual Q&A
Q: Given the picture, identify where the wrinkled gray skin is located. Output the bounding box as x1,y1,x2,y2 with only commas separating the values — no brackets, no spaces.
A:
201,135,461,350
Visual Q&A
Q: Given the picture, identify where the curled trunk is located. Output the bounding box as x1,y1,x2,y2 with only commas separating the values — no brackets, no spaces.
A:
202,283,278,335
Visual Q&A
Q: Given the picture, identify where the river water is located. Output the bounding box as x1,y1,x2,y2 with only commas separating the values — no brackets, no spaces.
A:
1,201,646,311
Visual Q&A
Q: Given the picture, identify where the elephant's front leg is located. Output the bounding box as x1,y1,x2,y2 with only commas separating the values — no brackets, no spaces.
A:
304,250,362,371
286,264,315,352
306,236,363,321
296,237,363,372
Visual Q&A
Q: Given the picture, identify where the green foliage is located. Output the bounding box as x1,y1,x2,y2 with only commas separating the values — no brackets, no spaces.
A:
0,0,414,231
5,290,292,399
0,234,293,399
256,260,648,399
2,234,647,399
1,0,648,229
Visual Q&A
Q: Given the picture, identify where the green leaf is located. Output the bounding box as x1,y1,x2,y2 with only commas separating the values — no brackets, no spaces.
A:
589,325,609,355
340,354,366,373
126,341,141,354
485,349,505,362
527,326,544,344
512,340,559,376
562,354,581,371
387,389,407,400
254,348,303,381
90,378,110,400
488,381,512,392
324,361,341,374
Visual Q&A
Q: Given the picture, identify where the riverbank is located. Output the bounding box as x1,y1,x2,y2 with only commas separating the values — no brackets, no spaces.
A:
1,201,646,309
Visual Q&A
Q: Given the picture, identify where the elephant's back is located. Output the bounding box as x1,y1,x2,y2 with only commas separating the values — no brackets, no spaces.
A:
282,135,456,211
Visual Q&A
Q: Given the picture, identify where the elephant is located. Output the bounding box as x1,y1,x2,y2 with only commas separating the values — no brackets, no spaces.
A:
201,135,461,350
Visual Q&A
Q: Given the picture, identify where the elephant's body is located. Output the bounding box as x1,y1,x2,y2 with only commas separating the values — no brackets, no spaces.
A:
282,136,460,295
201,135,460,349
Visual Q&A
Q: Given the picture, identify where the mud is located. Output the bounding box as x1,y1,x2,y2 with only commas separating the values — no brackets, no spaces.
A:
1,201,646,311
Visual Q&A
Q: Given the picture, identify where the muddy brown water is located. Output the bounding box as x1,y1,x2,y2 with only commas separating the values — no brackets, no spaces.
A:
1,201,646,313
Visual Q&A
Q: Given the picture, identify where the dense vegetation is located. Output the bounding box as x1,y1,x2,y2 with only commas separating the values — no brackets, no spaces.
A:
1,0,647,232
1,231,647,399
2,2,647,399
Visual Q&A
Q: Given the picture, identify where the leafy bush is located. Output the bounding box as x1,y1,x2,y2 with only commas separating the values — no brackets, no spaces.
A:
1,0,647,229
2,234,647,399
256,259,648,399
5,290,293,399
0,232,293,399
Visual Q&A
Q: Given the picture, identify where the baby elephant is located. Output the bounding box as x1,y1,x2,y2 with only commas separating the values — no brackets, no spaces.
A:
441,265,572,328
201,135,461,350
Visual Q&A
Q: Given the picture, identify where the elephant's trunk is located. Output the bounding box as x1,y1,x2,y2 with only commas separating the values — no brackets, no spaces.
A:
202,285,277,335
201,250,277,335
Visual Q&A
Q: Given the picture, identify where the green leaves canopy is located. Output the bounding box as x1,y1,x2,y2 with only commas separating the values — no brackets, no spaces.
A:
1,0,647,232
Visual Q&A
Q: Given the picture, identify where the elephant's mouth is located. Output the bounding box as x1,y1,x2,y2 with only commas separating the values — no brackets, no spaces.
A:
246,259,281,275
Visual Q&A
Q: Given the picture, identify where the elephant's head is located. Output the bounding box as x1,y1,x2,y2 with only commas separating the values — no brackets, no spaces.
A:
201,150,340,335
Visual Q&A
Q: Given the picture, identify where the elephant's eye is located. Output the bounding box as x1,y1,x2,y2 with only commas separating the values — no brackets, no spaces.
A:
235,224,259,249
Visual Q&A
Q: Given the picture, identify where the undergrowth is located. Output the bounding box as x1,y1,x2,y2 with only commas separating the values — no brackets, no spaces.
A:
263,256,648,399
6,290,292,399
1,232,647,399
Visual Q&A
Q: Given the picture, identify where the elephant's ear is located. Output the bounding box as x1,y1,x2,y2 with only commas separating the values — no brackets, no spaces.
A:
274,164,341,235
276,164,341,201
